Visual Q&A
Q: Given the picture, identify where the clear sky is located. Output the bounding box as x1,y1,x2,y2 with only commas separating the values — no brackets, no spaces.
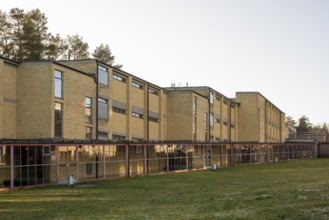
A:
2,0,329,125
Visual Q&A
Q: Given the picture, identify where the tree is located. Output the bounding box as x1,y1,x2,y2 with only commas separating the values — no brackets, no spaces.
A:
92,43,122,68
296,115,312,133
0,7,122,65
9,8,25,61
322,123,329,134
66,34,89,60
44,33,67,60
22,9,48,60
285,116,296,126
0,11,13,58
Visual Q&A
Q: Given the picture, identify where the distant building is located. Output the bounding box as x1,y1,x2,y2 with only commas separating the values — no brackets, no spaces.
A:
297,132,328,143
286,124,297,139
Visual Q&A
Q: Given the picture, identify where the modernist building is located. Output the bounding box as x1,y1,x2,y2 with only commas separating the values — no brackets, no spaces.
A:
234,92,285,143
0,55,299,189
0,56,286,143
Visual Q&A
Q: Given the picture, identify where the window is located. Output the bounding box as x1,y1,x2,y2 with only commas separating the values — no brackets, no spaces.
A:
223,117,228,126
98,65,108,85
215,116,221,124
210,113,214,127
193,116,197,138
204,113,208,131
132,81,143,89
215,137,221,142
113,73,126,82
112,100,127,115
149,88,158,95
132,106,143,119
132,138,143,142
98,132,108,140
112,134,126,140
149,116,159,123
54,70,62,98
149,111,159,123
85,97,92,123
113,106,126,115
193,96,197,115
54,102,62,137
209,91,214,104
85,127,92,140
132,112,143,119
98,98,108,120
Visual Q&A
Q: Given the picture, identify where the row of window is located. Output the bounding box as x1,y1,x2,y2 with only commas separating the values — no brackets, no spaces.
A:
55,68,160,104
209,92,231,105
97,66,159,94
55,101,153,140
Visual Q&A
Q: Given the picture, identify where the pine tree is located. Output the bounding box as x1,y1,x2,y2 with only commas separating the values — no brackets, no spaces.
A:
92,43,122,68
22,9,48,60
66,34,89,60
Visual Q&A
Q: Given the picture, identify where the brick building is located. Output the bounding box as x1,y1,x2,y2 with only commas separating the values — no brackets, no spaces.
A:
0,56,286,143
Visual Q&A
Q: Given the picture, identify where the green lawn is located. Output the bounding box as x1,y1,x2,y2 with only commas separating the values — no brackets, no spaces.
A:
1,159,329,219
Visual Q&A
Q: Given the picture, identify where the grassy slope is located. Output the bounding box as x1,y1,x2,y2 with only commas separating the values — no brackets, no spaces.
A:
1,159,329,219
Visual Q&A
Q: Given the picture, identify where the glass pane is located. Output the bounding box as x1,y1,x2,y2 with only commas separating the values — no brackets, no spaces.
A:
55,103,62,137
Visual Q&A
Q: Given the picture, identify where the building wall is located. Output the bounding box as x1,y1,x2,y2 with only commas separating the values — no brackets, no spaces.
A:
56,65,96,140
17,62,96,139
166,91,194,141
17,62,53,138
166,91,209,141
235,92,285,143
196,93,209,141
235,93,259,142
58,60,97,75
1,58,286,143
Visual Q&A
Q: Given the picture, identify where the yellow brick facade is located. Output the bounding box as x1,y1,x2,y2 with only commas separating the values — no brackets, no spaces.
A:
235,92,285,143
0,57,285,143
16,61,96,139
165,87,239,142
0,58,19,139
58,60,167,141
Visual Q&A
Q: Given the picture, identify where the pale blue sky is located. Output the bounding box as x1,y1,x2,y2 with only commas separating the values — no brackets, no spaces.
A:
2,0,329,125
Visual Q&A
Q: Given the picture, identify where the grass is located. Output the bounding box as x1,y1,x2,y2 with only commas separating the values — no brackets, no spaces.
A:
1,159,329,219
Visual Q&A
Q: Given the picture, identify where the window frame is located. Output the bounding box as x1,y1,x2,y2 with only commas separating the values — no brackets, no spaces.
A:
193,96,197,115
54,70,63,99
132,81,144,89
98,97,108,120
98,65,108,86
112,106,126,115
132,112,143,119
98,131,108,140
54,102,63,138
113,72,126,83
148,88,159,95
85,97,92,124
